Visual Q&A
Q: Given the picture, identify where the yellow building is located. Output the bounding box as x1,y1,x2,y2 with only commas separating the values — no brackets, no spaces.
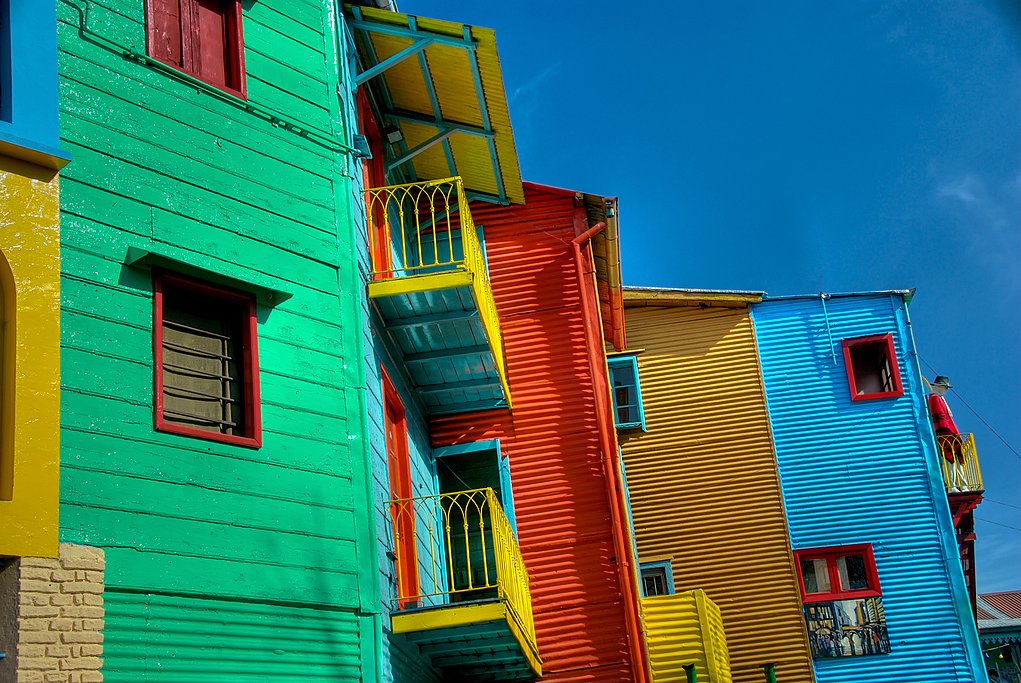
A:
0,0,67,558
618,288,814,683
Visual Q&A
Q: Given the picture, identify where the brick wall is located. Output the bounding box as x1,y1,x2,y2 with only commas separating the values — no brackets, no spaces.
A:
0,545,105,683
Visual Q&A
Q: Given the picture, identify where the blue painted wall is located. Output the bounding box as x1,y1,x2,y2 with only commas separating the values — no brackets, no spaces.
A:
0,0,68,162
753,293,984,683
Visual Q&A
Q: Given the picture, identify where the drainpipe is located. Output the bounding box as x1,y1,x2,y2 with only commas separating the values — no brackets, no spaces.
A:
572,213,651,683
683,664,698,683
763,663,777,683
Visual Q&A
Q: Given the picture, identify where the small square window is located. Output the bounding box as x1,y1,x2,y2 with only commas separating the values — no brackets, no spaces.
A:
154,272,261,447
608,355,646,430
640,561,674,597
841,334,903,402
146,0,246,97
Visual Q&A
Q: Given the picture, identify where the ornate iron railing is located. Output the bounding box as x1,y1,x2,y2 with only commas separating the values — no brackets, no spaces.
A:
387,488,536,644
364,177,509,404
938,433,983,492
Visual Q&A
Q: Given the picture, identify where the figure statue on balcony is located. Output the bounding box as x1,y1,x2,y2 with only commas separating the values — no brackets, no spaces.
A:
928,375,967,492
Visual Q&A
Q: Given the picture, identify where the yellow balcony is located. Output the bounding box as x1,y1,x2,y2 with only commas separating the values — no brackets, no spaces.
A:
938,433,984,493
365,177,510,414
388,488,540,680
642,590,733,683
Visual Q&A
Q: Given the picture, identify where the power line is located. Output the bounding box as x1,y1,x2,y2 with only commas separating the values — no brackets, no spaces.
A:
919,356,1021,462
986,498,1021,511
976,517,1021,533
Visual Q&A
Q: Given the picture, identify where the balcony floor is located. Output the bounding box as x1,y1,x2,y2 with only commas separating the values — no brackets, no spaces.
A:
370,273,507,414
392,598,540,680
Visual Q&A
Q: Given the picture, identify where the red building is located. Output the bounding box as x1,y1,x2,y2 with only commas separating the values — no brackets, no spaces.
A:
431,183,648,681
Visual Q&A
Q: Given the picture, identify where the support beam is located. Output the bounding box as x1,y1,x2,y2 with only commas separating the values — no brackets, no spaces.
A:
348,19,477,50
355,37,435,85
418,378,501,393
388,111,494,138
404,345,490,364
386,127,456,171
409,15,458,179
384,309,478,330
464,24,506,203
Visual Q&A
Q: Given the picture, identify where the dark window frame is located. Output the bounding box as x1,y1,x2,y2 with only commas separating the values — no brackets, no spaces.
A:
841,333,904,402
145,0,247,99
794,544,882,603
153,271,261,448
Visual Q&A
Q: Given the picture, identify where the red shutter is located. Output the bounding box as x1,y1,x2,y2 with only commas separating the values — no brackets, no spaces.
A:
193,0,230,89
147,0,185,68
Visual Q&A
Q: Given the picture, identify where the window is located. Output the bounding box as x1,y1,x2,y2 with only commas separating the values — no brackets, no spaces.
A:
796,545,890,658
147,0,246,96
794,545,881,603
154,272,260,447
608,354,646,430
841,334,903,402
640,561,674,597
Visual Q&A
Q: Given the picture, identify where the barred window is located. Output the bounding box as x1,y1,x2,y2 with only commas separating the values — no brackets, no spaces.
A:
154,273,260,447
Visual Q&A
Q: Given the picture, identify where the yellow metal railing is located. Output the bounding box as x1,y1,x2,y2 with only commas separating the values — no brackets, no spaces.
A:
938,433,983,492
388,487,536,644
365,177,510,405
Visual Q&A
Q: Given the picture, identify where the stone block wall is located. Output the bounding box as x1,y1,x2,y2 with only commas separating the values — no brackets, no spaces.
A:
0,545,104,683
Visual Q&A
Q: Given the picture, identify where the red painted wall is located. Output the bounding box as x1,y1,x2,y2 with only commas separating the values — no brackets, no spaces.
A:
431,185,645,681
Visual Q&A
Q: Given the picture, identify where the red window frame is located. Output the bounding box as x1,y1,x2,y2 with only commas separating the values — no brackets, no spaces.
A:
841,333,904,402
794,544,882,603
145,0,247,99
153,271,261,448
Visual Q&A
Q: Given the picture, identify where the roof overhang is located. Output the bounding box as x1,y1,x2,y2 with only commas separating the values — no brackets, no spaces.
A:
624,286,764,308
345,5,524,205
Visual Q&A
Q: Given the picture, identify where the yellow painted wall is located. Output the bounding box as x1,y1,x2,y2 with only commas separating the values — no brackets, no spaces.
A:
0,153,61,558
643,589,732,683
621,303,814,683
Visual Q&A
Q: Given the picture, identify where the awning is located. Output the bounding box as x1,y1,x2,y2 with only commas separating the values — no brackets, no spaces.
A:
345,5,524,205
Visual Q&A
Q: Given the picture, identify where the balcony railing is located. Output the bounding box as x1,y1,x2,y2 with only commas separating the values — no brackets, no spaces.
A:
938,433,983,492
388,487,536,644
364,177,509,405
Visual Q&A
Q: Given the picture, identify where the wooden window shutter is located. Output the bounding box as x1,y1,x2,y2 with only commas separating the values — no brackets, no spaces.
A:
160,284,246,436
192,0,230,89
148,0,185,69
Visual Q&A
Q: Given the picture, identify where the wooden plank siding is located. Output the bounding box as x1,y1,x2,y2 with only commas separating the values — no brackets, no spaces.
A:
56,1,376,679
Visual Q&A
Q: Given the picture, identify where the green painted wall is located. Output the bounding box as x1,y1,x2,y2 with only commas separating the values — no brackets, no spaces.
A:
56,0,377,678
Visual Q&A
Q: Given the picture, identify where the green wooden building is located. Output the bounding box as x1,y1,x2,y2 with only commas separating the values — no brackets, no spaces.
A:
55,0,380,678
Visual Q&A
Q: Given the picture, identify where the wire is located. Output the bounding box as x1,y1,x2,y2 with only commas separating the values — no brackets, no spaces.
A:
986,498,1021,511
919,356,1021,462
976,517,1021,533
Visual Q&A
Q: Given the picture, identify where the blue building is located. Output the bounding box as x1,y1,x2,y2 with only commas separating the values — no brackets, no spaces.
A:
752,291,985,682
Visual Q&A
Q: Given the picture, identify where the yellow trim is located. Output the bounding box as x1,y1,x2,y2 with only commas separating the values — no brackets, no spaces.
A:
350,6,524,204
392,600,508,633
624,289,763,307
0,154,61,558
367,270,473,298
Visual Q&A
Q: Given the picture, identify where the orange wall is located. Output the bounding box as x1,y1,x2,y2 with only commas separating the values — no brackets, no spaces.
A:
431,185,643,681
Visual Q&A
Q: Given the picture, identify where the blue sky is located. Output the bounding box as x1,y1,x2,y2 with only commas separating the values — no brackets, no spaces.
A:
402,0,1021,592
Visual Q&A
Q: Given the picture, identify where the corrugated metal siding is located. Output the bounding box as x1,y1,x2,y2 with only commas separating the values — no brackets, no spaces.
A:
753,294,981,683
353,8,524,204
430,186,639,681
643,590,732,683
620,305,815,683
103,590,362,681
